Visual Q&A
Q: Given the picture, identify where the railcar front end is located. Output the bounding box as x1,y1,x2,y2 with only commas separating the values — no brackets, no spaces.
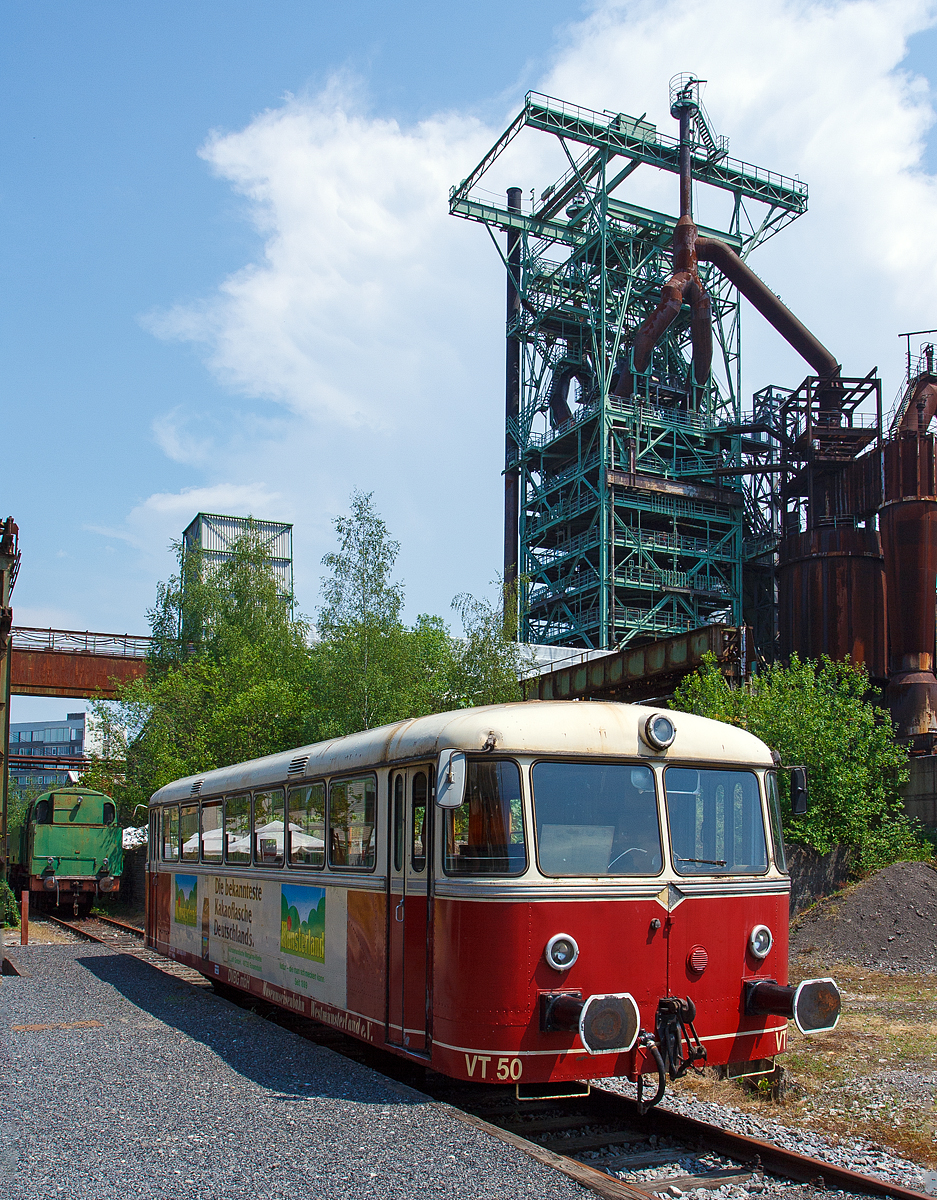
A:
145,702,840,1103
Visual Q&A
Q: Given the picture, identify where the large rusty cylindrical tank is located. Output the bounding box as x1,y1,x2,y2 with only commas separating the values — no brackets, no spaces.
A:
881,432,937,742
777,526,886,678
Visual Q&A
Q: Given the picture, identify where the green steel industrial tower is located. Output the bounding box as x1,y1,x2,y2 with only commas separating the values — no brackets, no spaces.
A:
450,82,807,649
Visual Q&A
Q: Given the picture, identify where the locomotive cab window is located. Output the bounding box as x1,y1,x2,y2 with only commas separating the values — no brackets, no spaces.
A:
288,783,325,867
445,759,525,875
329,776,376,869
531,761,662,876
254,788,285,866
664,767,768,875
33,799,50,824
103,802,116,825
201,801,223,863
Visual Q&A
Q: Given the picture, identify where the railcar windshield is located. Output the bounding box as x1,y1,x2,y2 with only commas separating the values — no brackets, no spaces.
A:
531,761,662,876
664,767,768,875
444,759,525,875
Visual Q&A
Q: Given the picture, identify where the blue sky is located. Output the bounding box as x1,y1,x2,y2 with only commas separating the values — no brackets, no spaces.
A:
6,0,937,721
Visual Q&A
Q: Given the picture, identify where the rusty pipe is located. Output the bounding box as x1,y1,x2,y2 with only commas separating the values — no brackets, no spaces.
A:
695,237,839,380
633,211,713,384
678,107,693,220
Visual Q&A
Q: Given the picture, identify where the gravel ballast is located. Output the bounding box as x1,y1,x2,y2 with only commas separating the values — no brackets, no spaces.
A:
596,1078,930,1196
0,944,584,1200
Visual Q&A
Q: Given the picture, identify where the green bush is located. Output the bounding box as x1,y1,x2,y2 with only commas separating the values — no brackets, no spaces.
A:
672,653,931,872
0,878,21,928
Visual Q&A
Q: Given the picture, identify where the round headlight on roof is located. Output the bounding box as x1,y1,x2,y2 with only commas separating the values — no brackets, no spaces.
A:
642,713,676,750
544,933,579,972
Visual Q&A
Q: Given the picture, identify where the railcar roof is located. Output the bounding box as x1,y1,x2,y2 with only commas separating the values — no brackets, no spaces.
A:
150,701,773,805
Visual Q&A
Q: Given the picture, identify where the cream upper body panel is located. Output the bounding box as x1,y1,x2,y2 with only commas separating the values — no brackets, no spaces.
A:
149,701,773,805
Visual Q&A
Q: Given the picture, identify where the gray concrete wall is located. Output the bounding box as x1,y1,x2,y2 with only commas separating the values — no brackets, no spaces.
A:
900,753,937,829
787,843,854,915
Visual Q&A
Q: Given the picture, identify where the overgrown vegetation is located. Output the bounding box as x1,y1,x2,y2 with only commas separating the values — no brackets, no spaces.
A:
672,653,930,870
81,491,528,821
0,878,20,927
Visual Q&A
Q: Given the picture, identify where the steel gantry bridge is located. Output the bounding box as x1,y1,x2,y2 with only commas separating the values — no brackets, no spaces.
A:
450,85,808,649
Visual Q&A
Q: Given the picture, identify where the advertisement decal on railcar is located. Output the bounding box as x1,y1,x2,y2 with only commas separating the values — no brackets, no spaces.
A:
174,875,198,926
280,884,326,965
166,873,347,1012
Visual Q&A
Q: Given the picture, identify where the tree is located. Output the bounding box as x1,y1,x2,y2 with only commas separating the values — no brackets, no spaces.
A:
84,525,317,821
448,586,531,708
672,653,929,871
85,493,534,819
312,490,410,736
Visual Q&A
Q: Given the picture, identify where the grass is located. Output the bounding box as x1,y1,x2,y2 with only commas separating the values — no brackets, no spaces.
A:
668,962,937,1168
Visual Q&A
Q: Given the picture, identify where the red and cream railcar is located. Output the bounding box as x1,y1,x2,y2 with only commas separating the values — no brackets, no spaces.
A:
146,701,839,1100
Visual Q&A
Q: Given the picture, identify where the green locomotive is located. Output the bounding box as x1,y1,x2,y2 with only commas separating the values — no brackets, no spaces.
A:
9,787,122,916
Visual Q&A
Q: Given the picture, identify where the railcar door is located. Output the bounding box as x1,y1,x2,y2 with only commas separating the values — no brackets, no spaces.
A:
386,767,431,1053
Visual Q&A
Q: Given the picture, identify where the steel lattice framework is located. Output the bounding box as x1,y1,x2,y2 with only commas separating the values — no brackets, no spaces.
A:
451,91,808,649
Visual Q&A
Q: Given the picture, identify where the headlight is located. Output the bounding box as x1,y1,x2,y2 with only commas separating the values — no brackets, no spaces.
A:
545,933,579,971
749,924,773,959
642,713,676,750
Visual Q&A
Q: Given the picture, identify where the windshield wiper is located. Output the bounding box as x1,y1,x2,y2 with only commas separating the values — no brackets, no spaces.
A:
674,854,727,867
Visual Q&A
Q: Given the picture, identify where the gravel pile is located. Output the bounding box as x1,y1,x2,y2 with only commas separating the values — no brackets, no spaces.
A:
596,1078,929,1195
1,944,584,1200
790,861,937,971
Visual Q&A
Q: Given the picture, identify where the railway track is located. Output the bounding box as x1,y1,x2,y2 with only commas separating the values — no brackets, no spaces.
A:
37,911,210,986
19,925,928,1200
42,911,146,948
238,996,931,1200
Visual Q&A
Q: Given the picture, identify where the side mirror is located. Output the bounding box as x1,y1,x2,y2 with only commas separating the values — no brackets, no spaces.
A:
790,766,809,816
436,750,467,809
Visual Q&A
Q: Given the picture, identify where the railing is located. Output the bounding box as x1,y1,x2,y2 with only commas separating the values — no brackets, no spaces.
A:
523,392,719,454
11,627,154,658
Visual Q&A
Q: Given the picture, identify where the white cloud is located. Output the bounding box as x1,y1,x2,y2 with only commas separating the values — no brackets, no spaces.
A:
147,83,497,430
137,0,937,620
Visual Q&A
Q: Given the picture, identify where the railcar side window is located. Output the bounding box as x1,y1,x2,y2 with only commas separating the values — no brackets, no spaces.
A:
531,762,662,877
161,806,180,862
225,794,251,865
664,767,768,875
444,759,525,875
201,801,223,864
254,788,285,866
329,776,376,869
392,775,404,872
765,772,788,874
180,804,199,863
288,783,325,867
411,771,427,872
